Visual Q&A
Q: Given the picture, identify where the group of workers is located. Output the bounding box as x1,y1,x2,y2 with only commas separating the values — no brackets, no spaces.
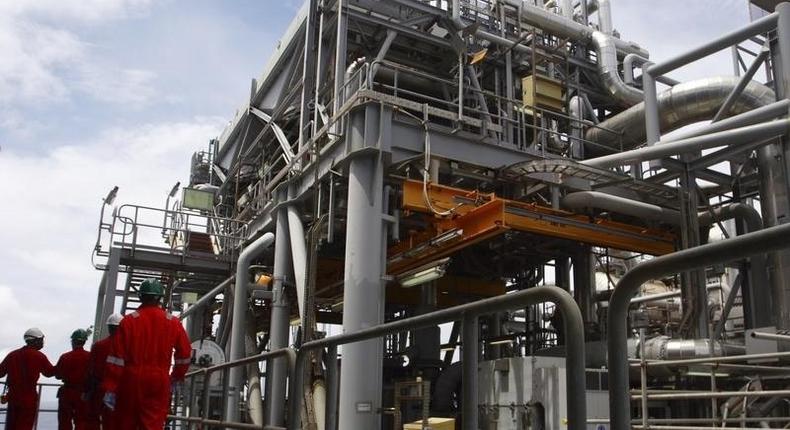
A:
0,279,192,430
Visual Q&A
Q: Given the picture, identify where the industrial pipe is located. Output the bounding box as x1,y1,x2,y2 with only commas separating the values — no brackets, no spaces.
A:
607,223,790,430
562,191,681,224
290,285,587,430
179,276,234,321
267,202,292,427
585,76,776,149
226,232,276,423
584,118,790,169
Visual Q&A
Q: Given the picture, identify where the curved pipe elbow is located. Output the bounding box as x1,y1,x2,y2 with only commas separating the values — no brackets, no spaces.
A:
698,203,763,233
592,32,644,107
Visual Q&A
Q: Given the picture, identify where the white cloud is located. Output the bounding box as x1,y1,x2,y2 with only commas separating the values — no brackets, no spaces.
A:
0,0,159,111
0,117,224,368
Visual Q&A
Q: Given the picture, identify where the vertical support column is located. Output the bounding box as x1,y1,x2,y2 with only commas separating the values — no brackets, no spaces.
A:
462,315,479,430
298,0,318,153
772,2,790,331
572,247,595,323
267,203,292,427
92,271,108,343
338,145,386,429
331,0,348,133
326,345,339,430
99,248,120,339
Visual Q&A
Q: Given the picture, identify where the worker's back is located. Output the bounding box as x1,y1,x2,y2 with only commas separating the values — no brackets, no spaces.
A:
0,346,55,405
55,347,90,388
115,304,187,369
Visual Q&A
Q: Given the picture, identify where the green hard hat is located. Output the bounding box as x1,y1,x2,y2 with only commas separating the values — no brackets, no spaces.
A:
71,329,89,342
139,279,165,297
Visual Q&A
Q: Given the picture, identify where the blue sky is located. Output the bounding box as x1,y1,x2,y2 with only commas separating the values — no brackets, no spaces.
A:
0,0,756,397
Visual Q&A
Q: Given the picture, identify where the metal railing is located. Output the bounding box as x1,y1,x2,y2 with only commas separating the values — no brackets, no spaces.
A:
93,203,248,267
0,381,62,430
168,348,295,430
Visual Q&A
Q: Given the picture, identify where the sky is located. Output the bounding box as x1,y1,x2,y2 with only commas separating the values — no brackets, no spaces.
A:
0,0,758,406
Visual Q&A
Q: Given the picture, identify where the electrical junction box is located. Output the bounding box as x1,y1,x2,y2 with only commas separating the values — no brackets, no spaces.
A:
522,75,565,112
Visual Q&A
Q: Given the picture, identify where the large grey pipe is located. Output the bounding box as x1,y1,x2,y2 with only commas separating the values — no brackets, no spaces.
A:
607,223,790,430
586,76,776,150
226,232,275,423
179,276,234,321
562,191,680,224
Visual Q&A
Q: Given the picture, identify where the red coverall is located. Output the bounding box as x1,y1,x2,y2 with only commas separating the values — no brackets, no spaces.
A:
0,346,55,430
85,337,114,430
55,347,90,430
102,304,192,430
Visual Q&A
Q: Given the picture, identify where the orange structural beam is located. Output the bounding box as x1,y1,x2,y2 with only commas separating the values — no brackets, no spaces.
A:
389,180,675,275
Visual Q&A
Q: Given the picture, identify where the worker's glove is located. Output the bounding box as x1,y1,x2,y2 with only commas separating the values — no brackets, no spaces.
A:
103,392,116,411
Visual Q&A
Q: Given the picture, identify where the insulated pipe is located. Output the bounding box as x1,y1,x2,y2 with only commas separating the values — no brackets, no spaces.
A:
562,191,681,224
585,76,777,149
592,31,643,106
226,232,275,423
245,326,263,426
501,0,648,56
267,206,292,428
583,118,790,169
559,0,574,20
179,276,234,321
287,202,308,319
597,0,612,34
607,223,790,430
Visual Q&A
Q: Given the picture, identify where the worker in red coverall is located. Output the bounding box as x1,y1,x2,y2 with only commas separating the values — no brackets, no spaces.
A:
0,328,56,430
55,329,91,430
85,313,122,430
102,279,192,430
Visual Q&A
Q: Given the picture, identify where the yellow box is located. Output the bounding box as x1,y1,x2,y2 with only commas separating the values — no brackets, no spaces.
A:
403,417,455,430
522,74,565,112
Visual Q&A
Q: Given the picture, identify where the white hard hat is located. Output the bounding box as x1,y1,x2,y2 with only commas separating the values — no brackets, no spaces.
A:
23,327,45,341
106,313,123,327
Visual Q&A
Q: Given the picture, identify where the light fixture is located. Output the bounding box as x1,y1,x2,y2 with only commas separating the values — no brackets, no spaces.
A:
104,186,119,205
488,338,515,346
168,181,181,198
397,257,450,288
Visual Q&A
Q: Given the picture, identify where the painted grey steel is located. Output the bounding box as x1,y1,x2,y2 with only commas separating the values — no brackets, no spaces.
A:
289,286,586,430
92,271,107,343
98,248,120,340
585,77,776,149
337,144,386,429
699,203,770,330
562,191,680,224
646,11,779,77
584,119,790,169
462,315,479,430
179,276,234,320
751,331,790,342
177,347,295,430
267,206,292,428
623,54,680,87
712,47,770,122
226,232,275,423
331,0,347,134
607,222,790,430
325,345,339,430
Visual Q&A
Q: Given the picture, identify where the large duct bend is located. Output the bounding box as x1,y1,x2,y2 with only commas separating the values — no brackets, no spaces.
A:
226,232,276,422
562,191,680,224
586,76,776,150
592,31,644,106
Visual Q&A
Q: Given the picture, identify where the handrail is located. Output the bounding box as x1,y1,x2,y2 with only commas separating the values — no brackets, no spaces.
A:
170,347,296,428
288,285,586,430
